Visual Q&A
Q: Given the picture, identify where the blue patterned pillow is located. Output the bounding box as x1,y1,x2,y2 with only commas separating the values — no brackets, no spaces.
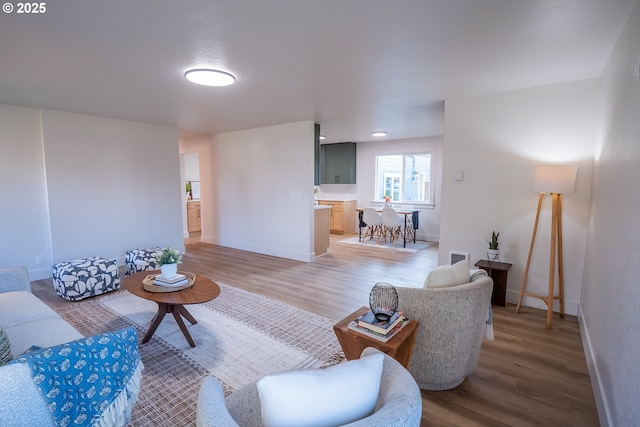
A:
11,327,143,427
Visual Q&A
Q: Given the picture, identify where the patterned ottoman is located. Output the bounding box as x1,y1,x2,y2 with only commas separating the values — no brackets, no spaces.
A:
51,257,120,301
125,247,162,276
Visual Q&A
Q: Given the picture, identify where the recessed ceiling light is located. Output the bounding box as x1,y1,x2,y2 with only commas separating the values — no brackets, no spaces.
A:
185,68,236,87
319,135,326,140
372,132,387,137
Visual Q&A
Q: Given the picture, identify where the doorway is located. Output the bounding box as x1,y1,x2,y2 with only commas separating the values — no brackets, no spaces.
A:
182,152,201,242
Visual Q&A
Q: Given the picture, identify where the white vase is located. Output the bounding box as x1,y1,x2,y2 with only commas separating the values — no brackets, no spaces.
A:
160,263,178,279
487,249,500,263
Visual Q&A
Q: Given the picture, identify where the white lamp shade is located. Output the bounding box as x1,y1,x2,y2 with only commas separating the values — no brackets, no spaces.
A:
534,165,577,194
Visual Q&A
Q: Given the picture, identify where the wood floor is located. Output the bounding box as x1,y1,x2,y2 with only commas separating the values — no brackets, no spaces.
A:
32,234,599,426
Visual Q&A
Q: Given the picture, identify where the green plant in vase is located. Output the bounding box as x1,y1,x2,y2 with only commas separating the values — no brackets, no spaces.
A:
486,231,500,263
157,246,183,278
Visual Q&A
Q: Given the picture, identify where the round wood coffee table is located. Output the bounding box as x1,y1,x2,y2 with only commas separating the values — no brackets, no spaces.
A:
122,271,220,347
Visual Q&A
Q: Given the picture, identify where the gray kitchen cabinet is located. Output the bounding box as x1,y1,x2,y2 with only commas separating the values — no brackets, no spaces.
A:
320,142,356,184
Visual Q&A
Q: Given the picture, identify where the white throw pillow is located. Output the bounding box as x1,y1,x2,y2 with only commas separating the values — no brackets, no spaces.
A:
424,259,470,288
257,353,384,427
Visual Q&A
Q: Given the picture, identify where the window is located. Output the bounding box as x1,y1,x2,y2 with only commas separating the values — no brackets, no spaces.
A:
375,153,434,204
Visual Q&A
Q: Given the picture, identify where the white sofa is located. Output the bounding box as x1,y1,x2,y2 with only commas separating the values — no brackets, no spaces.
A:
0,267,85,426
0,267,143,427
0,267,83,355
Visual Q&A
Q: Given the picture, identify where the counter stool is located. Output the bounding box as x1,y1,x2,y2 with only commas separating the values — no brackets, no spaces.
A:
125,247,162,276
51,257,120,301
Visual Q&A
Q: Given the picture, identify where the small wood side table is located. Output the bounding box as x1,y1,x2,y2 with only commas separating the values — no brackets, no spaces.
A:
474,260,513,307
333,306,419,369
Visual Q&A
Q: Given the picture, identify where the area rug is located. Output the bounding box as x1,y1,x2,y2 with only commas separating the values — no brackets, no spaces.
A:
55,283,344,427
338,236,434,253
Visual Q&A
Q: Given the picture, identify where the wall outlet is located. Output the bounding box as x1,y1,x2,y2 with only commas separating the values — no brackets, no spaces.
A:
35,255,44,265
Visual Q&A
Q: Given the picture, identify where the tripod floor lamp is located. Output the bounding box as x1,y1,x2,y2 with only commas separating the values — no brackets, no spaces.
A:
516,165,577,329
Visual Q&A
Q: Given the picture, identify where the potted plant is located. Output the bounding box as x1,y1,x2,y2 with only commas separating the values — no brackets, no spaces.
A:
157,246,183,278
486,231,500,262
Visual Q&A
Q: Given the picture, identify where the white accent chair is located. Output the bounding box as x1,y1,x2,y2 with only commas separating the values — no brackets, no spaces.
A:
395,271,493,390
196,348,422,427
381,206,402,242
362,207,383,242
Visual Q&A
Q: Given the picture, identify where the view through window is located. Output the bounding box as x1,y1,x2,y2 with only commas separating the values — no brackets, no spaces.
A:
375,154,434,204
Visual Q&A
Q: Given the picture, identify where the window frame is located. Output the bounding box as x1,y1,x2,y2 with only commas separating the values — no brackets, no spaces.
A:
374,152,436,207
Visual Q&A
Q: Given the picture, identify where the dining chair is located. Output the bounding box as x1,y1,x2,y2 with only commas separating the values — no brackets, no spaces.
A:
400,205,415,240
381,206,403,242
362,207,383,242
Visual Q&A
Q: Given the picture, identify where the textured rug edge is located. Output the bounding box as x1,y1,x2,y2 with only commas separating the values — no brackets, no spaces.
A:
54,283,345,427
338,236,434,252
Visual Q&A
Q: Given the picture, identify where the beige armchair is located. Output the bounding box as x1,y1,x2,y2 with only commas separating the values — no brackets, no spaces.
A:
196,347,422,427
395,272,493,390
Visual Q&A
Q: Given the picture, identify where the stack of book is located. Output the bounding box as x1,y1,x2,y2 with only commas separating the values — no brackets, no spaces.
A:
348,310,408,343
153,273,188,287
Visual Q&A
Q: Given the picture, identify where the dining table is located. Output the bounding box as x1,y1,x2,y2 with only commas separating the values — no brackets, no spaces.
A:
356,207,419,248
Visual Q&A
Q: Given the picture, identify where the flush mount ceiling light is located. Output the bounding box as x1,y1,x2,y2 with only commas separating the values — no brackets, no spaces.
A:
184,68,236,87
372,132,388,137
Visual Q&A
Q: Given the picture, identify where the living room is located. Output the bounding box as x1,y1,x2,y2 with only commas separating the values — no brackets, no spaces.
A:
1,1,639,426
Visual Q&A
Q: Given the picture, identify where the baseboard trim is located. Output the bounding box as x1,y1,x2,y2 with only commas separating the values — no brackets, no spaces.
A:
28,267,52,281
578,306,612,427
417,233,439,243
215,238,312,263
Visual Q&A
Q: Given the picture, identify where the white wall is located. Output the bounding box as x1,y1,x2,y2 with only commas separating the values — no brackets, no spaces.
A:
0,106,52,279
440,80,600,315
581,2,640,425
40,110,184,264
353,136,443,241
212,121,315,262
0,105,184,278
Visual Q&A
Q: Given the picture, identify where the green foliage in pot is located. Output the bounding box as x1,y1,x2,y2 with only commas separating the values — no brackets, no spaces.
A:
157,246,183,266
487,231,499,250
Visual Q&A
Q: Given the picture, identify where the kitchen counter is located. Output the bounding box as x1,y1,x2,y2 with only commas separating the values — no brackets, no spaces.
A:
316,200,356,234
314,206,331,256
315,197,357,202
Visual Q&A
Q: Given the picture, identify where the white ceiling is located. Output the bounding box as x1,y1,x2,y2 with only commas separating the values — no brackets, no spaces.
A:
0,0,636,144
